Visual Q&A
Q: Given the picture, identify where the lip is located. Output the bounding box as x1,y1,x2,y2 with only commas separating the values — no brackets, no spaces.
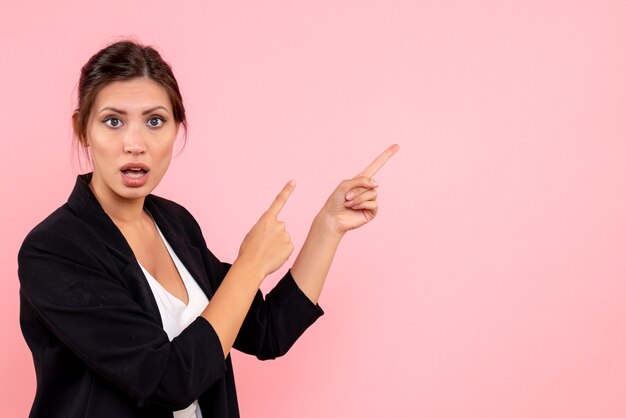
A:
120,162,150,172
120,162,150,187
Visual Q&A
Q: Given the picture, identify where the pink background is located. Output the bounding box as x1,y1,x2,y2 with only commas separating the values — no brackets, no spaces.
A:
2,0,626,417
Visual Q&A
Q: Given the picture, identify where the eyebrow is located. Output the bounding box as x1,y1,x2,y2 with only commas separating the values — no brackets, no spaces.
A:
97,106,170,115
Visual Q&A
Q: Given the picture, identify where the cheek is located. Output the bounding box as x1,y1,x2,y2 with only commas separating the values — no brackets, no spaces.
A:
153,142,175,170
87,141,114,164
86,126,114,153
86,138,120,173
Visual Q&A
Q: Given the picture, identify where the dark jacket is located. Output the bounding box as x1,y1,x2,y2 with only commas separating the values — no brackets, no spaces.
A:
18,174,323,418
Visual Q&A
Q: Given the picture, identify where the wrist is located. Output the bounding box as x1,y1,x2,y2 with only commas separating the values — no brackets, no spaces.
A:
313,212,345,242
230,256,266,286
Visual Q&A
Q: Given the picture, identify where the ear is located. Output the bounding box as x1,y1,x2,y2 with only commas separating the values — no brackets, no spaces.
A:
72,111,88,147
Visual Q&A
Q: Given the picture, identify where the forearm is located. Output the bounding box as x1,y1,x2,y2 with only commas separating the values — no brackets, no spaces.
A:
200,260,264,358
201,180,298,358
290,213,344,304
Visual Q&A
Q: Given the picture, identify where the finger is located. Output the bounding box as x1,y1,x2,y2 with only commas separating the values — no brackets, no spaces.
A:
358,144,400,178
345,187,371,201
350,200,378,212
267,180,296,216
340,176,379,197
345,189,377,207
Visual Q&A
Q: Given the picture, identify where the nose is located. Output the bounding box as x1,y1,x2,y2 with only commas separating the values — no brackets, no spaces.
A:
122,125,147,155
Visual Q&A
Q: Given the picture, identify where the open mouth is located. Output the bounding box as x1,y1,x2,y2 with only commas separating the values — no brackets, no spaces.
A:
122,168,148,178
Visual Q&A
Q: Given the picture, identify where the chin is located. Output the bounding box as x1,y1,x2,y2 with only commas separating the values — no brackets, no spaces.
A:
115,183,155,200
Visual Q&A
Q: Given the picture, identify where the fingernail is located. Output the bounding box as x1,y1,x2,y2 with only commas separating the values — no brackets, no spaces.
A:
345,192,355,200
345,200,354,207
371,179,379,187
289,180,296,186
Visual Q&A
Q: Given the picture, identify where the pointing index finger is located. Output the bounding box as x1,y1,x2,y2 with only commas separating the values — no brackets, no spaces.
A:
359,144,400,178
267,180,296,216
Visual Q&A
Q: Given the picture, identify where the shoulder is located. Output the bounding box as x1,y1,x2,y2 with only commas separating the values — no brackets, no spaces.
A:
20,203,91,252
17,203,123,280
17,204,122,298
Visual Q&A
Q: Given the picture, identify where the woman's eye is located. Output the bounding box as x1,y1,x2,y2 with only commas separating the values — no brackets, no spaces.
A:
103,117,123,128
147,117,165,128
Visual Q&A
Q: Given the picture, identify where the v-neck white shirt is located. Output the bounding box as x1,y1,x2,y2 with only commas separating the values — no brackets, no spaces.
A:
138,217,209,418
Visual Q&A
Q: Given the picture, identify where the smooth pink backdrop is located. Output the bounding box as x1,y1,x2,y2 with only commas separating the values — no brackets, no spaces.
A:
2,1,626,417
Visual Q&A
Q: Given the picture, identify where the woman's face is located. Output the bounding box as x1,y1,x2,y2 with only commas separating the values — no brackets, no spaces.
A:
84,78,179,205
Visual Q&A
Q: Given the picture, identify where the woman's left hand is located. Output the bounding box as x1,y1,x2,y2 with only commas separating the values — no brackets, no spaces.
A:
317,144,399,236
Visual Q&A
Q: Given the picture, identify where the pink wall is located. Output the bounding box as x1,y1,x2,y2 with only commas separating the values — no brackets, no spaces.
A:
2,1,626,417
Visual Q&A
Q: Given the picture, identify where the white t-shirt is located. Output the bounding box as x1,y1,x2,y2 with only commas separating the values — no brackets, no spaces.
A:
138,217,209,418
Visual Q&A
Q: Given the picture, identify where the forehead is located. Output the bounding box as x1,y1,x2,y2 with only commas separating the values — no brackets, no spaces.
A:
93,78,172,112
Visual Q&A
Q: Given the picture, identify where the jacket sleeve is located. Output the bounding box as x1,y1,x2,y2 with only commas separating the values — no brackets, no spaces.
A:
225,263,325,360
175,202,325,361
18,227,227,410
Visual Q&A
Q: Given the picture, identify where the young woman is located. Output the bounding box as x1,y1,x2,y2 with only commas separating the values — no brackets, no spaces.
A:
18,40,398,418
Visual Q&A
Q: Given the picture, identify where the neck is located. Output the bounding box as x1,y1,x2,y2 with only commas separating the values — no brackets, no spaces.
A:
89,181,147,227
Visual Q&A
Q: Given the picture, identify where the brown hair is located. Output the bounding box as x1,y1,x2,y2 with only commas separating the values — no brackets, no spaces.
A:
73,40,187,149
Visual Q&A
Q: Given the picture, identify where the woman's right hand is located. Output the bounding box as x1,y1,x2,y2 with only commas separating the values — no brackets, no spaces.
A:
237,180,297,279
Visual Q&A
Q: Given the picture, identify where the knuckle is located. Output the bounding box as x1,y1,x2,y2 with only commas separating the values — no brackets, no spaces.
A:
355,175,369,185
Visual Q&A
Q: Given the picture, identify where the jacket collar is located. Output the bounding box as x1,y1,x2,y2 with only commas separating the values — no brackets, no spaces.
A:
67,173,136,263
66,173,215,302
